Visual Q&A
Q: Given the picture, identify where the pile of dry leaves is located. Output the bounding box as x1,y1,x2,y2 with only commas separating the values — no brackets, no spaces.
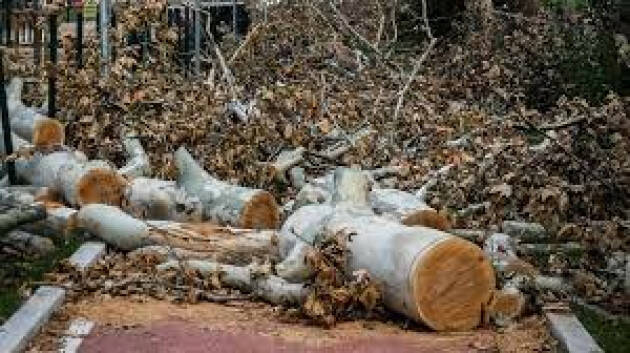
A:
8,0,629,312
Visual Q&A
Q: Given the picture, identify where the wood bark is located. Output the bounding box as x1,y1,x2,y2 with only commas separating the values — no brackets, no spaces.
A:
175,147,280,229
16,151,127,207
6,78,64,146
157,260,308,306
122,177,202,222
278,167,496,331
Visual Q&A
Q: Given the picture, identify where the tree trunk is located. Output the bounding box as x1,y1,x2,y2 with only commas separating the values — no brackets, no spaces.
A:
175,147,280,229
122,177,202,222
19,205,79,238
157,260,308,306
17,151,127,208
6,78,64,146
277,167,495,331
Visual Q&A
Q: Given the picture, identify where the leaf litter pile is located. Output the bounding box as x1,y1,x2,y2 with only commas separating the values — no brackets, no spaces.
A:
9,0,629,326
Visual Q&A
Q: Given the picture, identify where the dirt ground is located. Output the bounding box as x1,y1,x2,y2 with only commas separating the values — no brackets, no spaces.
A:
26,296,555,353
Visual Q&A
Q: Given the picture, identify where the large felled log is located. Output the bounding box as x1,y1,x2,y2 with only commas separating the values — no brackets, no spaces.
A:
17,151,127,207
122,178,202,222
78,204,278,261
278,167,496,331
158,260,307,305
19,205,79,237
175,147,280,229
76,204,156,250
6,77,64,146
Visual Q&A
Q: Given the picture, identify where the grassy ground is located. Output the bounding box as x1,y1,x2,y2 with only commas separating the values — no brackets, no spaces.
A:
573,303,630,353
0,236,81,324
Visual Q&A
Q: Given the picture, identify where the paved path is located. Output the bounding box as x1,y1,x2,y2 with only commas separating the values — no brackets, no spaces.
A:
79,321,488,353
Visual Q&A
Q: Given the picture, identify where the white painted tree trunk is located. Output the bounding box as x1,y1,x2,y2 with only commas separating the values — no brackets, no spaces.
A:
122,177,202,222
6,77,64,146
19,206,79,237
175,147,280,229
0,230,55,255
277,167,495,331
157,260,308,306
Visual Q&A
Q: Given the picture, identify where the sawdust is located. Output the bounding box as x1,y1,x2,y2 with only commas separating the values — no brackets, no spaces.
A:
26,296,554,352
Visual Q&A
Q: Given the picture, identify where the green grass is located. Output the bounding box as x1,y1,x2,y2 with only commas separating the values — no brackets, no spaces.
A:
0,236,81,323
573,304,630,353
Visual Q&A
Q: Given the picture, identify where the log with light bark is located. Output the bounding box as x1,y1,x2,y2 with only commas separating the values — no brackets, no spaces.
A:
77,204,278,263
157,260,308,306
0,230,55,255
119,135,151,178
278,167,496,331
122,177,203,222
6,77,64,146
369,188,450,230
16,151,127,207
0,203,47,235
175,147,280,229
19,205,79,237
264,147,305,182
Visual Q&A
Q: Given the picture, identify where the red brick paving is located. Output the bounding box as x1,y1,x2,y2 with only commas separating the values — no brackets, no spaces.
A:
78,321,487,353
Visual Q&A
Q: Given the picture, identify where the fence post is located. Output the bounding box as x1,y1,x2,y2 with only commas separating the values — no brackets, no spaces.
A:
4,0,11,46
0,50,16,185
48,15,57,119
99,0,109,77
194,0,200,77
77,4,83,68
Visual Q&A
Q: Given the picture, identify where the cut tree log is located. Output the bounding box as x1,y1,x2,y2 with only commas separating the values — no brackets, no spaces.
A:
76,204,156,251
77,204,278,261
487,287,526,327
16,151,127,207
265,148,305,181
0,230,55,255
122,177,202,222
0,203,47,235
369,188,450,230
175,147,280,229
320,128,374,160
19,205,79,238
157,260,308,305
6,77,64,146
0,131,30,156
119,135,151,178
278,167,496,331
143,221,278,265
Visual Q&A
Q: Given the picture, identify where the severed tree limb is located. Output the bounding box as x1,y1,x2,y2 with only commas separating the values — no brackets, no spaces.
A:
0,230,55,255
175,147,280,229
123,177,203,222
157,260,308,306
119,134,151,178
6,77,64,146
263,147,306,182
0,203,47,235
